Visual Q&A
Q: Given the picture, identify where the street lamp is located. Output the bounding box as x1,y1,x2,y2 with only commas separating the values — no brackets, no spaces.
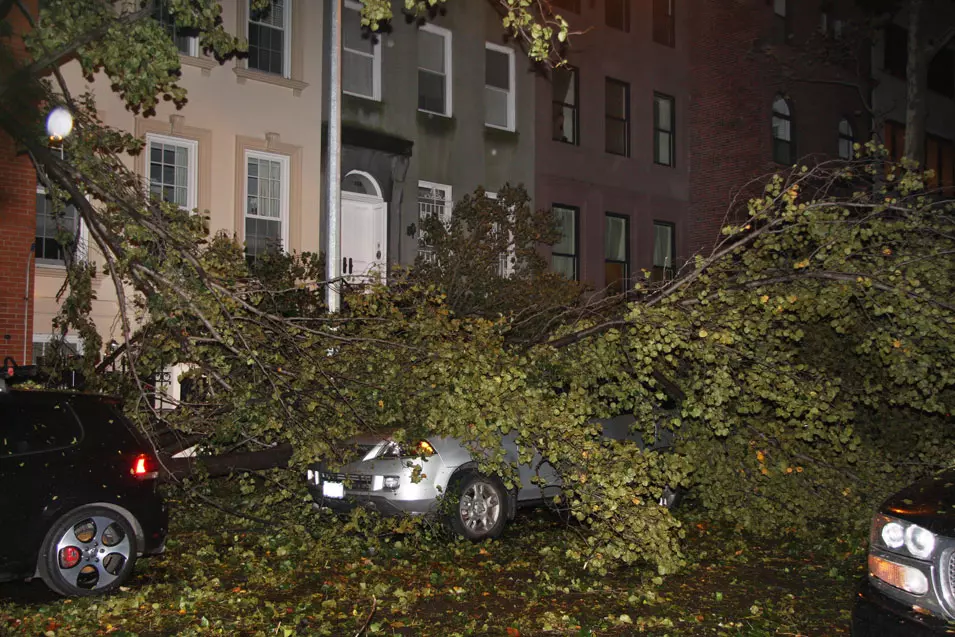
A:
46,106,73,141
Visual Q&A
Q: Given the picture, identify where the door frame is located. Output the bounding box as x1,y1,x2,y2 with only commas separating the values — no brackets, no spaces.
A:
341,171,387,280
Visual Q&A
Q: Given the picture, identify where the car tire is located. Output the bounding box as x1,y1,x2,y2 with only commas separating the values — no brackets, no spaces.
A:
449,473,508,541
38,505,139,597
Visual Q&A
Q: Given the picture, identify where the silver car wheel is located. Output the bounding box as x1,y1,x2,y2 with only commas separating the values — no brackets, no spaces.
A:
459,480,502,533
39,506,139,597
55,515,132,591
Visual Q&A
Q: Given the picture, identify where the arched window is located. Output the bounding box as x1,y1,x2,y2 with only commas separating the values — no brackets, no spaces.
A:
772,96,793,164
342,171,383,199
838,117,854,160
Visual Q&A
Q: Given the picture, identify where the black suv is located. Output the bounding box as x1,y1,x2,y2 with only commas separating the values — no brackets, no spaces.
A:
852,470,955,635
0,367,168,596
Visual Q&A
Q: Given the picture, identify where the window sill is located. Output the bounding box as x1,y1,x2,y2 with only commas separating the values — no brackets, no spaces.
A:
417,109,452,119
552,137,579,146
35,261,95,277
181,55,218,72
35,262,67,276
233,67,309,96
344,90,381,103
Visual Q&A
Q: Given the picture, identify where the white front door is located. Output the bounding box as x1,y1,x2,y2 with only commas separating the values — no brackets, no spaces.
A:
341,192,387,285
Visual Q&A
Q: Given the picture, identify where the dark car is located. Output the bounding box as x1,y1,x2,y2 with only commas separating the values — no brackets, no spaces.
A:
852,469,955,636
0,369,168,596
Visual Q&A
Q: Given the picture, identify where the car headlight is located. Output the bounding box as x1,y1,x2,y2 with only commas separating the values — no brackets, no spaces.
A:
906,524,937,559
871,513,937,559
381,440,435,458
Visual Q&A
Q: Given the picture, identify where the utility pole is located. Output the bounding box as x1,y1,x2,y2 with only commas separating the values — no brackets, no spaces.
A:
325,0,343,313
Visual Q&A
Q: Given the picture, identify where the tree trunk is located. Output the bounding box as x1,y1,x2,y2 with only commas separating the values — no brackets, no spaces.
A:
159,443,294,480
903,0,928,162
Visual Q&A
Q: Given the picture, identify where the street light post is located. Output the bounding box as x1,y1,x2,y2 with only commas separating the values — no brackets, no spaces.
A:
325,0,343,313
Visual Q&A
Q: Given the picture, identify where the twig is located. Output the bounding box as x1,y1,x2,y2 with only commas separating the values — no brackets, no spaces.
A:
353,595,377,637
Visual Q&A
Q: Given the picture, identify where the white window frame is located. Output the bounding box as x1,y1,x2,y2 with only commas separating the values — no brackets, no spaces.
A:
417,180,453,261
154,0,199,57
247,0,292,79
484,43,516,131
485,191,516,278
180,36,199,57
343,0,382,101
145,133,198,212
244,149,291,254
32,333,84,364
35,179,88,267
418,23,453,117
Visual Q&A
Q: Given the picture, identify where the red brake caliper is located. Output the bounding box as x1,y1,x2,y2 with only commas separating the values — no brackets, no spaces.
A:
59,546,81,569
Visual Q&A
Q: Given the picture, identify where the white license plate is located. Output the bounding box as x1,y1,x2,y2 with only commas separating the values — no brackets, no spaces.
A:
322,481,345,499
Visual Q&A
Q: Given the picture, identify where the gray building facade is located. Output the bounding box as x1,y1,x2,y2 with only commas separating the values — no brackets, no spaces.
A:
323,0,537,279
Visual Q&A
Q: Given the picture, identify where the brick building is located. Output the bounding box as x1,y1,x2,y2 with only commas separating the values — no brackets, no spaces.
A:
0,0,38,367
687,0,871,257
535,0,691,291
536,0,871,292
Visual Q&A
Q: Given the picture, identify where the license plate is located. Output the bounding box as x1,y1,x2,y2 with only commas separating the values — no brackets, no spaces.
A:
322,481,345,499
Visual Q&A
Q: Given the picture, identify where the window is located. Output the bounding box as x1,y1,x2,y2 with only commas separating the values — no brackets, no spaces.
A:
417,181,452,261
248,0,289,77
146,134,197,210
244,151,289,263
838,117,854,160
552,66,578,144
0,394,83,458
32,334,82,367
552,205,578,281
606,0,630,32
926,134,955,196
772,96,794,164
652,221,675,281
928,47,955,97
773,0,790,43
551,0,580,13
35,186,79,265
605,214,629,294
153,0,197,56
654,93,675,166
485,43,515,130
605,78,630,157
418,24,452,116
884,24,908,78
884,120,905,162
486,191,515,277
343,0,381,100
653,0,675,47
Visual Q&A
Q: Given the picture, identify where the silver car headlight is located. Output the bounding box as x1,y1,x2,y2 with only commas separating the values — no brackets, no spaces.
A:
871,513,937,560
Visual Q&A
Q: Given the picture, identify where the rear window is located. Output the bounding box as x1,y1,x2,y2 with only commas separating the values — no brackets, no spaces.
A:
0,394,84,458
68,397,145,452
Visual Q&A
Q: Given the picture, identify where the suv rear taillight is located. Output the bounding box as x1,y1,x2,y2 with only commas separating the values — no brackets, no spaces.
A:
131,453,160,480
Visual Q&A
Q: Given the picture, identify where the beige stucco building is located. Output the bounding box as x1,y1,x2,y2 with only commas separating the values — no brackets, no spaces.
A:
32,0,324,361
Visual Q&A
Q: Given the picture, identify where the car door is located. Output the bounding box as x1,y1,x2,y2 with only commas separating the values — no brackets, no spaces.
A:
0,392,84,576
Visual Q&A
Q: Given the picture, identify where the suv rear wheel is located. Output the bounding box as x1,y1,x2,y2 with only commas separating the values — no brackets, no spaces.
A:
38,506,138,597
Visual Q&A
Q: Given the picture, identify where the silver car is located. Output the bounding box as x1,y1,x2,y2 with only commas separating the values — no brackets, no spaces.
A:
306,415,677,540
